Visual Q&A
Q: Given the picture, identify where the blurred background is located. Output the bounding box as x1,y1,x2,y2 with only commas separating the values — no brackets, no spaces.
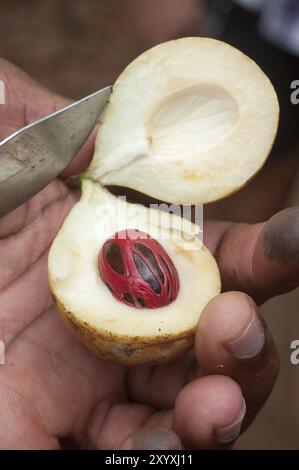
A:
0,0,299,449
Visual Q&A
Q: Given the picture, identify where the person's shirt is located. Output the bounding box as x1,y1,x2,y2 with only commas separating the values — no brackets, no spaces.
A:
235,0,299,55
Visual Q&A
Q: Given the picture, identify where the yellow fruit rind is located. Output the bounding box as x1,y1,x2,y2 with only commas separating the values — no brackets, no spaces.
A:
55,298,195,366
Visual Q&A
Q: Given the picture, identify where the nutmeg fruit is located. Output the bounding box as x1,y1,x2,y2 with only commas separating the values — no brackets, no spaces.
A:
48,37,279,365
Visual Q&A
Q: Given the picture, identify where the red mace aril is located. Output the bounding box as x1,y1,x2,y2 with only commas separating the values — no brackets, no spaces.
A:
98,229,179,308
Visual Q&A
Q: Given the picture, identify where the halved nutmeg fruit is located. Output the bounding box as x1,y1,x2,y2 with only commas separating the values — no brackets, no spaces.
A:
48,37,279,365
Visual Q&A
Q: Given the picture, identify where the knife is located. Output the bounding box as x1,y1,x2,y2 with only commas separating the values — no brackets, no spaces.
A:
0,85,111,217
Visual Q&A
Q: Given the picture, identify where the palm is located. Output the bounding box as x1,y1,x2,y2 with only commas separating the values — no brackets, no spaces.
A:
0,175,198,449
0,178,120,447
1,58,297,450
0,62,196,449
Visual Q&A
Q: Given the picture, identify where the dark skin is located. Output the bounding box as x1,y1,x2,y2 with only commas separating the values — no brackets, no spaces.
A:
262,207,299,264
0,58,298,449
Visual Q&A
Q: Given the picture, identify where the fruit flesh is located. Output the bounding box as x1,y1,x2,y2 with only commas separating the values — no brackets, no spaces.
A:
88,37,279,204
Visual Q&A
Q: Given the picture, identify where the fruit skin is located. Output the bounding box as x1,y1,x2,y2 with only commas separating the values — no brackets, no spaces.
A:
55,297,194,366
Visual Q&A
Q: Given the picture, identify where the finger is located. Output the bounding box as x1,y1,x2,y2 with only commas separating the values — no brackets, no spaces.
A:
83,400,153,449
121,426,183,450
78,378,245,450
205,206,299,303
60,128,96,179
173,375,246,449
84,399,183,450
126,349,197,410
195,291,279,428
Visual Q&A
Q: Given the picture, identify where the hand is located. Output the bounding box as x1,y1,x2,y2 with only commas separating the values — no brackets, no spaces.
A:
0,59,296,450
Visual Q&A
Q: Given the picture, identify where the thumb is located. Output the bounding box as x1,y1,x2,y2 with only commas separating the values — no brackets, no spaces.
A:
252,206,299,301
205,206,299,304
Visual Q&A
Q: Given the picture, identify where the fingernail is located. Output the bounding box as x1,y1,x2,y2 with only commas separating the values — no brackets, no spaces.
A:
214,397,246,444
124,427,183,450
225,306,265,359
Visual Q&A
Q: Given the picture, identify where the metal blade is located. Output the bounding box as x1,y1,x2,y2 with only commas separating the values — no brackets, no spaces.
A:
0,85,111,217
